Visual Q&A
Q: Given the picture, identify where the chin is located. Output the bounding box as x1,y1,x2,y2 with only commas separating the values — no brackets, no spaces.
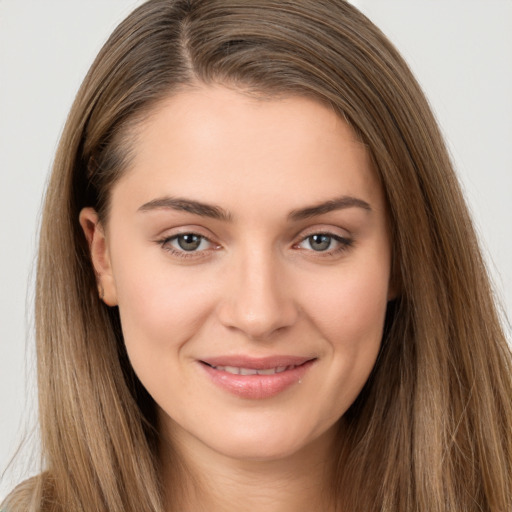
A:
187,414,337,465
214,437,305,462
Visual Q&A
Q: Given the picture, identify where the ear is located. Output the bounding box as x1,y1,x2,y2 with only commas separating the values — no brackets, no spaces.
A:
79,207,118,306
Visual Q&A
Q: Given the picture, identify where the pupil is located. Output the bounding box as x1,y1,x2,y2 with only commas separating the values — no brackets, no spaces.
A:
310,234,331,251
178,234,201,251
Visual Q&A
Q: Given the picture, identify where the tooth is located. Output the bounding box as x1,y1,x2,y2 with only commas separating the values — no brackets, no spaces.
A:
212,365,298,375
239,368,258,375
257,368,277,375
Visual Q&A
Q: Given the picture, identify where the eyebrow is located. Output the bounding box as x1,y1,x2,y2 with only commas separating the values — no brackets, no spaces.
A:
137,195,371,222
138,197,232,221
288,196,372,220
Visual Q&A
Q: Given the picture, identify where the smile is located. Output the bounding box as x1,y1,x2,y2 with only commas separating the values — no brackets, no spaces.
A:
199,356,316,399
206,364,297,375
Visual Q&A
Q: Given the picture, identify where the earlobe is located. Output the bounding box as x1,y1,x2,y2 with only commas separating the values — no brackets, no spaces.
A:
79,207,118,306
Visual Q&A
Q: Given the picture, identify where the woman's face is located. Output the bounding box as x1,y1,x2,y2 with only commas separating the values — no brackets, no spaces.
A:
82,86,393,463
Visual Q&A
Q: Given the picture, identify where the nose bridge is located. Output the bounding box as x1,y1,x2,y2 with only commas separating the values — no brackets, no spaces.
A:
218,241,297,339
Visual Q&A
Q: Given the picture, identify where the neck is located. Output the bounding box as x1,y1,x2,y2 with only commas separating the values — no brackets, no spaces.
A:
160,425,339,512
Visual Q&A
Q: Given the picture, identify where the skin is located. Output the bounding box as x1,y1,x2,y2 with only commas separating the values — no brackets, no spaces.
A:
80,85,393,511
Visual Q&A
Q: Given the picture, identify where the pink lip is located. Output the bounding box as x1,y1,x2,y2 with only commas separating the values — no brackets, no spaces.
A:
199,355,316,400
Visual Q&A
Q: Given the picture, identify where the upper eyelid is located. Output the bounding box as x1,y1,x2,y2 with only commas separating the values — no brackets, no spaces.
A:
294,232,352,248
299,229,349,239
292,224,352,241
161,232,211,241
160,232,216,248
155,225,216,241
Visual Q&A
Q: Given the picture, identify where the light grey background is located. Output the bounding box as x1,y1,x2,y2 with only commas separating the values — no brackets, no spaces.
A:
1,0,511,500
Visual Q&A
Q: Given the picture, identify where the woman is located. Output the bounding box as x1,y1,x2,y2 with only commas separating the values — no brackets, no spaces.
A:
3,0,511,510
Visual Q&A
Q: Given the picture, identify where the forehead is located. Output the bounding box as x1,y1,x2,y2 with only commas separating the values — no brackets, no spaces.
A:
111,85,384,217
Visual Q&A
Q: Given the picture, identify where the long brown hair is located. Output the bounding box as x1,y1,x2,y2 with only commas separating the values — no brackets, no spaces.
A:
3,1,511,510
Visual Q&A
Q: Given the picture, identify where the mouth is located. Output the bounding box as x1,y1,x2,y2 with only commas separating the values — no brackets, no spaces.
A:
198,356,316,399
203,364,299,376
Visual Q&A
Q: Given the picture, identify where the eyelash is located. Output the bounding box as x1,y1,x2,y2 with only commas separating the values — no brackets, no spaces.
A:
158,233,218,259
294,232,354,257
157,231,354,259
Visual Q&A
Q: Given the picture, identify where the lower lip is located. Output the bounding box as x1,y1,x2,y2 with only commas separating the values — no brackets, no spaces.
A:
199,360,315,400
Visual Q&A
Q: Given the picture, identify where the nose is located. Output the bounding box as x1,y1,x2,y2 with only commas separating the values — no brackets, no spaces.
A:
216,247,299,340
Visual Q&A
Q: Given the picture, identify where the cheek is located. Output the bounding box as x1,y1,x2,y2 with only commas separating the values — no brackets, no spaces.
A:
305,257,390,347
300,256,390,411
112,261,223,422
110,246,218,364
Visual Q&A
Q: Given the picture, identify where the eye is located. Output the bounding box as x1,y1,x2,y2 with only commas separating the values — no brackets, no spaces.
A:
304,234,334,251
296,233,353,254
174,233,207,251
159,233,216,255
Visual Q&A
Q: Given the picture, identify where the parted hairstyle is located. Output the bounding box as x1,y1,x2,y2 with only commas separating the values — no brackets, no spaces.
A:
3,1,512,511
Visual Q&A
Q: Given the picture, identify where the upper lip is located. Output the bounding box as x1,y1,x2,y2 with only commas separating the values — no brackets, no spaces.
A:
200,355,315,370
